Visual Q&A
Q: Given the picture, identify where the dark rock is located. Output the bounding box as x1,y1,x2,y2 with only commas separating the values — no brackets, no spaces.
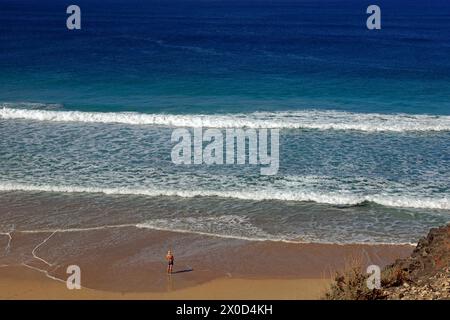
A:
380,224,449,300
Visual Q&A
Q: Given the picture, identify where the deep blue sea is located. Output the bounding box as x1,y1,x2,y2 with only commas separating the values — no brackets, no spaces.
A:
0,0,449,244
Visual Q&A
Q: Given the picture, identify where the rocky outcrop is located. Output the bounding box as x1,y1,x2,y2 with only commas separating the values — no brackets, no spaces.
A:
324,223,449,300
383,224,449,300
385,267,449,300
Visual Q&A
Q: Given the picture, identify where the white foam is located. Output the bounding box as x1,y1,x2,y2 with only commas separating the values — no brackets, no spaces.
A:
1,106,450,132
135,217,416,246
0,182,448,210
0,223,415,246
136,215,278,242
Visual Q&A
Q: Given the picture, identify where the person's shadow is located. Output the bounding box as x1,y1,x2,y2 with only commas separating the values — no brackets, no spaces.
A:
171,267,194,274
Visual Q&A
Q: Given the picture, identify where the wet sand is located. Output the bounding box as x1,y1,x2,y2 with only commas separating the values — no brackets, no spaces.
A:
0,227,413,299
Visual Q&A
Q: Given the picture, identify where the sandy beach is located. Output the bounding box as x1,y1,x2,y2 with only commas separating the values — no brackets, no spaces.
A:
0,227,413,299
0,265,331,299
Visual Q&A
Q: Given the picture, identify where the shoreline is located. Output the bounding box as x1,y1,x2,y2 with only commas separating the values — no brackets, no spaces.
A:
2,224,419,247
0,227,413,299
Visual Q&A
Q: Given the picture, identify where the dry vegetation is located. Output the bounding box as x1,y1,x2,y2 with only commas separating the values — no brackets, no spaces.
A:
324,224,450,300
323,258,409,300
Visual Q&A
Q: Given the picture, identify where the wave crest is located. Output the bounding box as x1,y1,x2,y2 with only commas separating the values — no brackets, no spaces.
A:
0,182,448,210
2,106,450,132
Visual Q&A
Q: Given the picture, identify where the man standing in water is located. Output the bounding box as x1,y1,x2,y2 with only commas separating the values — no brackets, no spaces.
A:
166,250,174,274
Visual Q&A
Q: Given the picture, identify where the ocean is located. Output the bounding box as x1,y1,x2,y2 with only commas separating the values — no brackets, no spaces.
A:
0,0,449,244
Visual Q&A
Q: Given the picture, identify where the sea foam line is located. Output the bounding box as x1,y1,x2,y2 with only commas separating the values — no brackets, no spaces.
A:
1,107,450,132
31,231,57,267
0,182,449,210
0,225,415,246
135,222,416,246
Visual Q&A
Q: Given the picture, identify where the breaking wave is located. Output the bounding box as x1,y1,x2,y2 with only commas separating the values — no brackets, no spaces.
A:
2,106,450,132
0,182,448,210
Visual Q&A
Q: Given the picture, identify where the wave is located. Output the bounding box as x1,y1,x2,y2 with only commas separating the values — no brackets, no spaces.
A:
0,182,449,210
135,218,416,245
136,215,282,242
2,106,450,132
0,102,63,110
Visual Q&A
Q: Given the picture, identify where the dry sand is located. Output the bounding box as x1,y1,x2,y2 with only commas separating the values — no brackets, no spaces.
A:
0,266,330,299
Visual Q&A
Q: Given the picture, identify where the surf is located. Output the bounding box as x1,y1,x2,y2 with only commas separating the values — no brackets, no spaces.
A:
0,182,449,210
2,106,450,132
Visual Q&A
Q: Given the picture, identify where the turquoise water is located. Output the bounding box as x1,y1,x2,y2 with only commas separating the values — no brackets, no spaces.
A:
1,0,450,114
